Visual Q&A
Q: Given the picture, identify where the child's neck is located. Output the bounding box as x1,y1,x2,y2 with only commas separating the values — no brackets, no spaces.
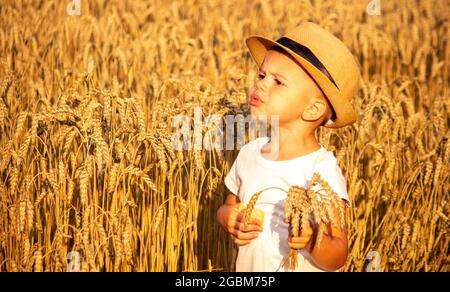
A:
261,125,320,161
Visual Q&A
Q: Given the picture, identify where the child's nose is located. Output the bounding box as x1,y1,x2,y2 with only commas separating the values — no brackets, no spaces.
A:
255,77,267,92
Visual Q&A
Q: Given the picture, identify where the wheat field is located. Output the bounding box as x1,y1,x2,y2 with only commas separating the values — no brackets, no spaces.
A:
0,0,448,272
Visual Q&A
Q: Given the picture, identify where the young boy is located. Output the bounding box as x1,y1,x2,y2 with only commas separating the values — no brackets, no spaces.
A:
217,22,361,272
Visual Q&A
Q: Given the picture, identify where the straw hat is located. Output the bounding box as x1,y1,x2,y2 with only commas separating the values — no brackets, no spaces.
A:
245,22,361,128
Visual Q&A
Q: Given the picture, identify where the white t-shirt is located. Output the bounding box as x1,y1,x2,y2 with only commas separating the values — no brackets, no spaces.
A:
224,137,350,272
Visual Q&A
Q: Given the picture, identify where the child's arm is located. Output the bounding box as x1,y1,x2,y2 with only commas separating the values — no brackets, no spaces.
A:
287,200,349,271
217,193,263,246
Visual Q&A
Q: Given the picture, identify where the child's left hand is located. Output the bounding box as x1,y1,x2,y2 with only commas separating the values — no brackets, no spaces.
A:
286,220,316,252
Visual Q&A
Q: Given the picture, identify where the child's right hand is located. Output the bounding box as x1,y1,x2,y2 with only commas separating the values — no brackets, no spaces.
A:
219,203,263,246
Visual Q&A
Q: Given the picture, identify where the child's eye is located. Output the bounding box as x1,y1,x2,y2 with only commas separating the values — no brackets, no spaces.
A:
258,73,265,80
275,79,284,86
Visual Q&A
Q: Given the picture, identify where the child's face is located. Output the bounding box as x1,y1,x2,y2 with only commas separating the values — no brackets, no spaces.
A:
249,49,323,124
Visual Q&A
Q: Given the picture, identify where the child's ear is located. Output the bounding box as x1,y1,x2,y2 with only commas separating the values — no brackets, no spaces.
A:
302,100,327,122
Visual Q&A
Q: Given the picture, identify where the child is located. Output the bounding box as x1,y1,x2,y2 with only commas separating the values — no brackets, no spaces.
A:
217,22,361,272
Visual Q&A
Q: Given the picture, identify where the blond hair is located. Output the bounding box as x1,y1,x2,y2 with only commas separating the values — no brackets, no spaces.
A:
321,96,336,126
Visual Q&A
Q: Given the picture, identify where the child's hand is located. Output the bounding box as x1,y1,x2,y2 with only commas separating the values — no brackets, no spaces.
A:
287,221,315,252
224,203,263,246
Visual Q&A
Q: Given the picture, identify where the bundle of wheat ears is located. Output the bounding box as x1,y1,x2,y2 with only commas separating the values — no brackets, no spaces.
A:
242,173,347,271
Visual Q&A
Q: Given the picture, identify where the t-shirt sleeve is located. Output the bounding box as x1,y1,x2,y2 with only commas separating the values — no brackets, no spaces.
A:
315,157,352,207
224,158,240,195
